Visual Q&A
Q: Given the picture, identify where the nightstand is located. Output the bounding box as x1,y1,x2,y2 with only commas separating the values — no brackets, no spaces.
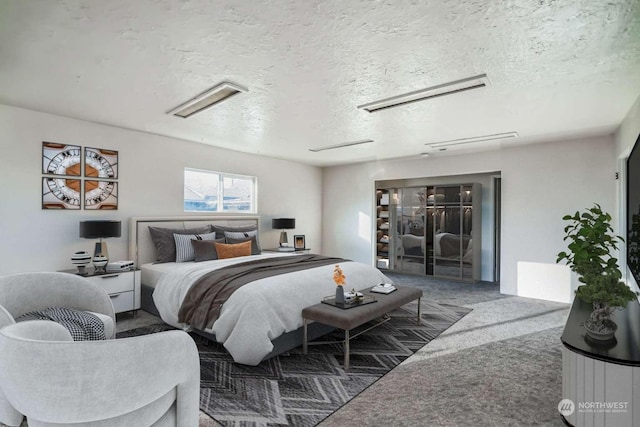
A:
60,268,141,314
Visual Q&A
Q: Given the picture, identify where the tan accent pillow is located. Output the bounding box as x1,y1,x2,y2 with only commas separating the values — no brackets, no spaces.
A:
214,240,252,259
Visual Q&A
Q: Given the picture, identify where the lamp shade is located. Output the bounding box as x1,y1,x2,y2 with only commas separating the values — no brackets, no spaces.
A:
272,218,295,229
79,220,122,239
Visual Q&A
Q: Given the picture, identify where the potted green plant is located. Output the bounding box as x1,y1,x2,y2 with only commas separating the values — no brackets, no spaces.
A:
557,203,638,341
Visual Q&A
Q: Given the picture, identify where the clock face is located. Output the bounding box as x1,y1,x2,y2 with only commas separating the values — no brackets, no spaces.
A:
84,180,118,210
85,148,118,179
42,177,81,209
41,143,119,210
42,142,82,176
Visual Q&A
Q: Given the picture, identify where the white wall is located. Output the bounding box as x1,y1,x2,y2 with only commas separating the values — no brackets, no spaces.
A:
0,105,323,275
500,136,615,301
322,135,616,303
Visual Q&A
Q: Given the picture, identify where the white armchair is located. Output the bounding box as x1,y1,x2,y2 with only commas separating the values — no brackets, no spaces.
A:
0,320,200,426
0,272,116,337
0,272,117,426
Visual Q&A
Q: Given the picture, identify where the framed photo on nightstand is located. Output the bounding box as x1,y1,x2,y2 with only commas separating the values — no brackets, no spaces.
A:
294,235,306,249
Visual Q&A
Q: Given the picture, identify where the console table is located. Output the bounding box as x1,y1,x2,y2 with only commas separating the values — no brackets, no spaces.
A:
561,297,640,426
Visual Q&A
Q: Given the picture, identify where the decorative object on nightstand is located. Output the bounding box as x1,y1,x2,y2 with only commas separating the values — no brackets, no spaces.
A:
106,260,135,273
79,220,121,273
294,235,306,250
92,255,108,272
70,251,92,275
272,218,295,249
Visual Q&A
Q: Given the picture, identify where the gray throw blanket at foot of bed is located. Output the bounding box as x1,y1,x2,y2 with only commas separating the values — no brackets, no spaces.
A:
179,254,347,330
15,307,106,341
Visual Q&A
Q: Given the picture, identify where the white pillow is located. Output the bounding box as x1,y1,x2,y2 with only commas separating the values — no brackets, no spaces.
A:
173,232,217,262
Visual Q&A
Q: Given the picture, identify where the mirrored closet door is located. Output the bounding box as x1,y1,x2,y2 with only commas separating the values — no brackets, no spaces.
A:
375,182,481,281
394,187,429,275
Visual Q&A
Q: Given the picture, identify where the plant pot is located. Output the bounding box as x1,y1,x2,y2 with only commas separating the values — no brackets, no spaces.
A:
335,286,345,304
584,317,617,341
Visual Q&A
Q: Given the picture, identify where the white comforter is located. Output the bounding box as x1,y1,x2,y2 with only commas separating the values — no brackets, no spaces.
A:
153,253,391,365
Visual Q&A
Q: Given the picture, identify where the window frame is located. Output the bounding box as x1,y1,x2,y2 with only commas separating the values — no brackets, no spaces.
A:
184,167,257,213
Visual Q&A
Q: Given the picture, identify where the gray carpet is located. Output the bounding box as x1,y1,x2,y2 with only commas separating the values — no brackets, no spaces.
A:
384,272,509,306
320,326,565,427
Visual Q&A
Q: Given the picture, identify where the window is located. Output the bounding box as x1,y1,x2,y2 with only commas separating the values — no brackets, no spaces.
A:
184,168,257,213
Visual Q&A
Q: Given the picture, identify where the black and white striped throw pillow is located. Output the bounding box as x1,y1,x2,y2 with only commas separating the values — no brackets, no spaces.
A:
16,307,106,341
174,231,217,262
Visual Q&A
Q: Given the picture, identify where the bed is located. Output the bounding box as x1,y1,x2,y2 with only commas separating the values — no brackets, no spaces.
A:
129,216,392,365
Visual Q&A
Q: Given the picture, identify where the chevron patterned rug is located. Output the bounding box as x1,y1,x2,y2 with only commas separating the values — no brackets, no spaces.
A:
118,299,471,426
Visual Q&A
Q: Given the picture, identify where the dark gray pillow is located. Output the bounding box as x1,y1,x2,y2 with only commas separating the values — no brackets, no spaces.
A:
149,225,212,263
221,228,261,253
191,237,226,262
225,235,260,255
212,225,258,236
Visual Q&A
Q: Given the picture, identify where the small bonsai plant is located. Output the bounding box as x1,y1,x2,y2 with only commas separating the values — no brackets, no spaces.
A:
557,203,638,339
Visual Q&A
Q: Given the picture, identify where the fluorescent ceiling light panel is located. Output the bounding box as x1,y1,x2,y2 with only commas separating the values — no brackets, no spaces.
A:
168,81,247,118
309,139,374,152
425,131,519,149
357,74,490,113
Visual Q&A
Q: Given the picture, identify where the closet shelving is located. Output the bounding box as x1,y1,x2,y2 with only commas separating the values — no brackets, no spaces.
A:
375,189,391,269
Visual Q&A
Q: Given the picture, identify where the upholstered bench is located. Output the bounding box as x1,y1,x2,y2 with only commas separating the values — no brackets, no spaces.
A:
301,285,423,369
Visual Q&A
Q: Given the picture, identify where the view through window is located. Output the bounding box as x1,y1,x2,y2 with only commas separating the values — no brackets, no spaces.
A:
184,168,256,213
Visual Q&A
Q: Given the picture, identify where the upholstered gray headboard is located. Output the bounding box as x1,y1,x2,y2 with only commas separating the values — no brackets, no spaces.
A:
129,215,260,266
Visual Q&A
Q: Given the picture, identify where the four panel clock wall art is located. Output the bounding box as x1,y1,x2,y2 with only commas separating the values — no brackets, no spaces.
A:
42,142,118,210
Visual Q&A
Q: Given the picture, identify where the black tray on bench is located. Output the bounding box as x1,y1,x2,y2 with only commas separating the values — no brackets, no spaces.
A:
321,295,377,309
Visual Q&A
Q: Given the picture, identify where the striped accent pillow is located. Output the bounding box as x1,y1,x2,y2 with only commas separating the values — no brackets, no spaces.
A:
174,232,217,262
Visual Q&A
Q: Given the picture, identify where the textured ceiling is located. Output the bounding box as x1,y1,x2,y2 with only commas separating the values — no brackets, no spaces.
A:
0,0,639,166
